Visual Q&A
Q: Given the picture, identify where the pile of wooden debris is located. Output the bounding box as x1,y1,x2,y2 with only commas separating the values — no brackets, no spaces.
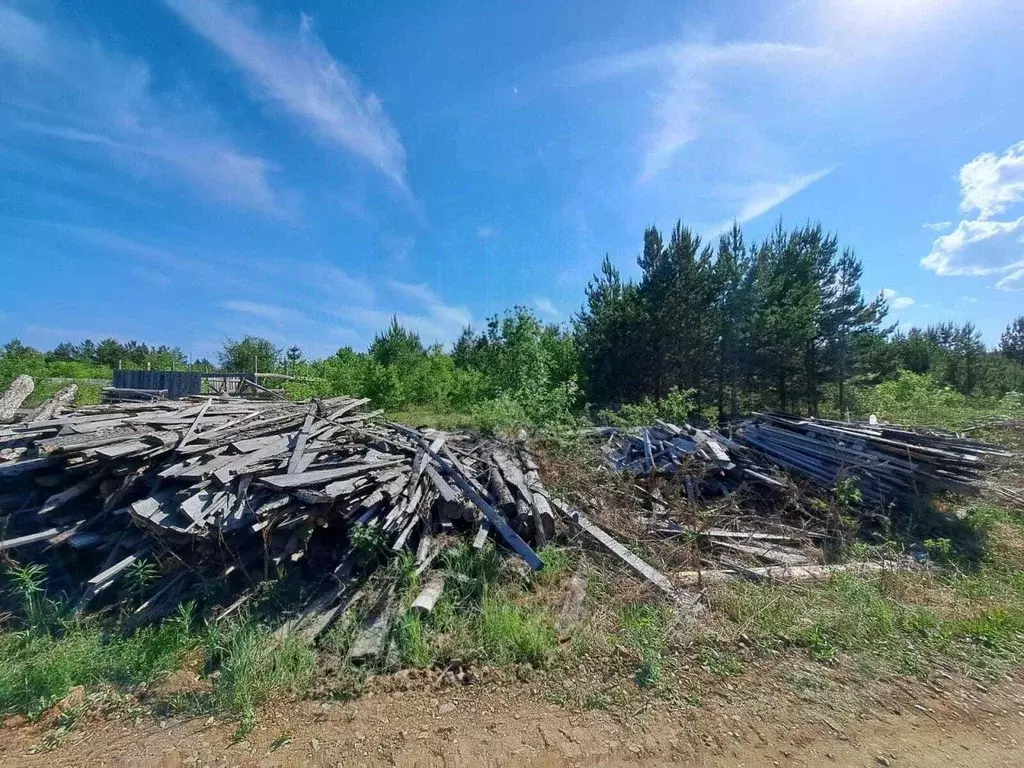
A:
601,413,1011,507
0,395,586,639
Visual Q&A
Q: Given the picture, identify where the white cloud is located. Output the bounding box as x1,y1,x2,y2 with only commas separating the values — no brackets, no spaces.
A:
921,140,1024,287
734,168,834,223
922,221,953,231
921,217,1024,276
881,288,914,311
958,140,1024,220
961,296,978,303
534,297,559,319
0,4,285,214
476,224,498,239
165,0,408,190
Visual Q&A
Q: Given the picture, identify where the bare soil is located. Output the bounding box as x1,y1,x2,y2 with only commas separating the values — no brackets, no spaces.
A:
3,661,1021,768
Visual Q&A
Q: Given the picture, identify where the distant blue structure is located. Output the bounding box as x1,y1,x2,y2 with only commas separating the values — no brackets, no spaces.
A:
112,370,258,398
112,370,202,398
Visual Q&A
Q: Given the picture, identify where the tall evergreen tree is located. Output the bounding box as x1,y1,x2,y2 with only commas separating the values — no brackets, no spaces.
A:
1000,316,1024,364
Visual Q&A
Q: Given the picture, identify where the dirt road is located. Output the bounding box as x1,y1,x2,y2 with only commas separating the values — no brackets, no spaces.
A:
2,663,1022,767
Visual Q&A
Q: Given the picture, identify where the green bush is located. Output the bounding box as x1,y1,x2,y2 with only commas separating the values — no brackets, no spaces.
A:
857,370,1024,430
599,386,696,427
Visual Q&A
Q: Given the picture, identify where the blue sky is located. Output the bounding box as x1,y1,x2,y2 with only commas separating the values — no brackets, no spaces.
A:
1,0,1022,360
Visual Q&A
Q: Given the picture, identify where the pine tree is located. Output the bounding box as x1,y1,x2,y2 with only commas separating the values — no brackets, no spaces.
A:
1000,316,1024,364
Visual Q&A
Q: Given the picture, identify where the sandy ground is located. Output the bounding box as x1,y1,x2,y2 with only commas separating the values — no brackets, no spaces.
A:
2,662,1022,768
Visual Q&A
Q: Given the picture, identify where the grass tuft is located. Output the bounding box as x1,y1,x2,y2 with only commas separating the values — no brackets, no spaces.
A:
620,603,671,687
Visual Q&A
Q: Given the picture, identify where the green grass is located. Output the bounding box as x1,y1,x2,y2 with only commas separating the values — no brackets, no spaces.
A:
479,597,557,666
619,603,672,687
206,621,315,738
709,502,1024,677
21,379,106,408
391,544,561,669
0,605,200,717
386,405,481,431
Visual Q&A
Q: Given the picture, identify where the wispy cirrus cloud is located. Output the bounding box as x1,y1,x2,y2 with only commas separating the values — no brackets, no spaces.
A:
0,3,286,215
922,221,953,231
220,300,308,323
578,40,830,182
922,140,1024,290
164,0,408,191
387,280,472,332
733,168,834,224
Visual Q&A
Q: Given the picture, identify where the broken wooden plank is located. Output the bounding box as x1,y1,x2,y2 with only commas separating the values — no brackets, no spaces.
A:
176,397,212,450
552,497,701,615
286,405,316,475
260,457,404,490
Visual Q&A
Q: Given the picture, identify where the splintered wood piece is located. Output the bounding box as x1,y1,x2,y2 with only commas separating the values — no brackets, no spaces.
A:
0,375,34,421
28,384,78,423
675,561,887,586
409,574,445,615
0,456,61,477
177,397,213,449
0,527,64,551
286,405,317,475
556,573,587,639
710,539,815,567
348,589,397,663
472,518,491,549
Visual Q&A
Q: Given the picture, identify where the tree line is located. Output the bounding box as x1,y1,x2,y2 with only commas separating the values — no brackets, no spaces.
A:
2,219,1023,425
574,221,1024,417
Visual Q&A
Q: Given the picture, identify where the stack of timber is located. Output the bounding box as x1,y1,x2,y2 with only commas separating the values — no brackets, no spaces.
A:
0,396,567,638
735,413,1012,506
600,413,1011,509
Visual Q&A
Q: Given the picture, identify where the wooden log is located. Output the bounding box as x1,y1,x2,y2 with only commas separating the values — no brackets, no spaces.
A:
487,466,517,516
675,561,887,586
409,574,445,615
711,539,816,567
0,375,34,421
